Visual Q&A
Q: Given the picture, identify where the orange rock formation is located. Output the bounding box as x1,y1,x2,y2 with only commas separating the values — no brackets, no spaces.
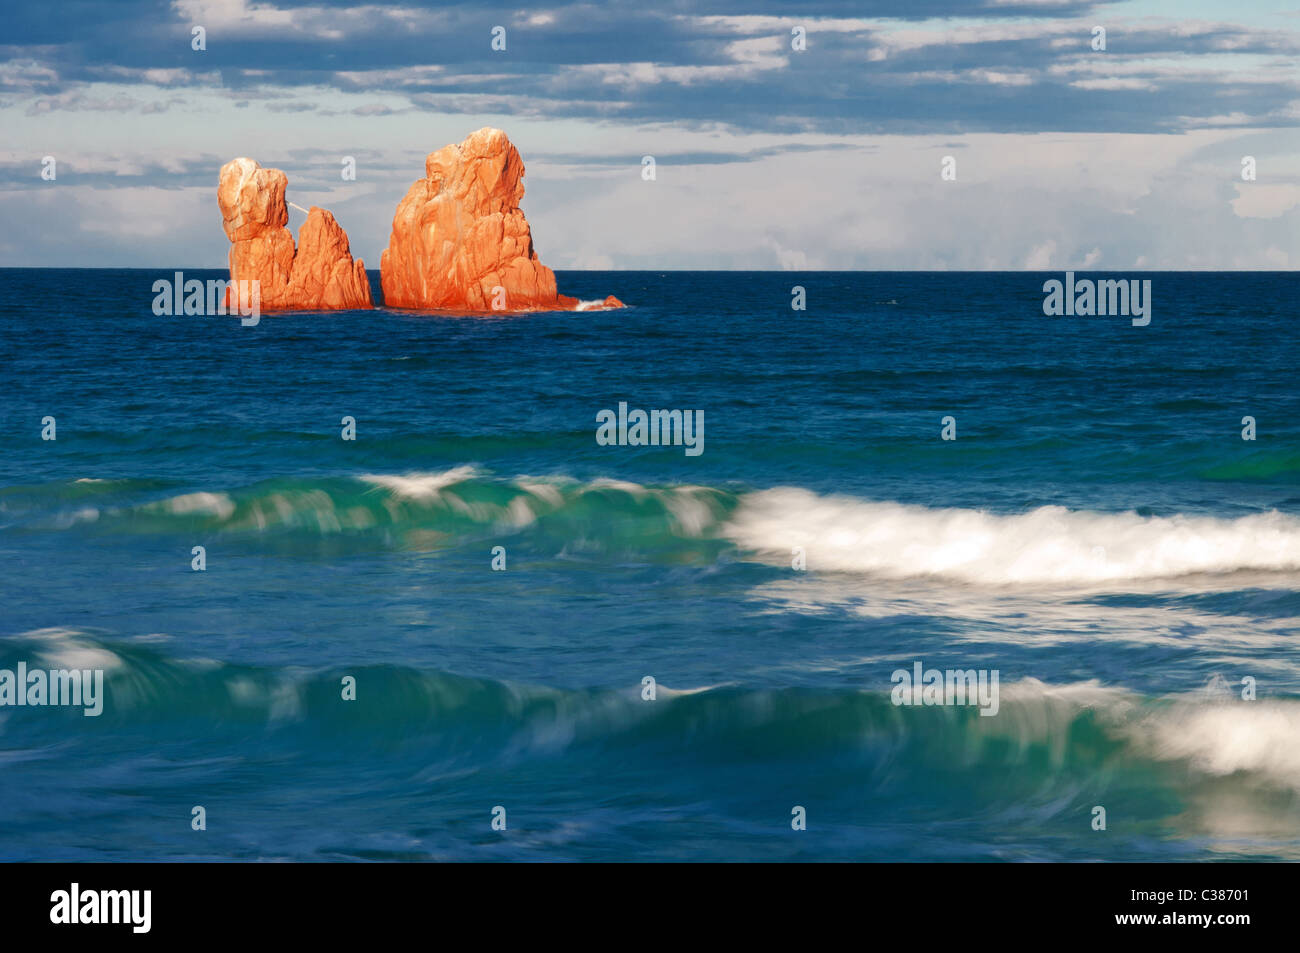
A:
380,128,623,312
217,158,372,311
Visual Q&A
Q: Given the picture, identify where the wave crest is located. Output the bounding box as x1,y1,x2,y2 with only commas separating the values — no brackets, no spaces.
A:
724,487,1300,584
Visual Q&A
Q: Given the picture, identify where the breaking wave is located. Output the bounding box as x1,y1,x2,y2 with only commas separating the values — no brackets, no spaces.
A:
7,471,1300,585
3,628,1297,797
726,487,1300,584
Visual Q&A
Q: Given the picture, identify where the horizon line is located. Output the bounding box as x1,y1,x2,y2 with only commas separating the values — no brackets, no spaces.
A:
1,266,1296,274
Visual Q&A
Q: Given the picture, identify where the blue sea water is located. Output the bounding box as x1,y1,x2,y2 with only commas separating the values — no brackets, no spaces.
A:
0,268,1297,861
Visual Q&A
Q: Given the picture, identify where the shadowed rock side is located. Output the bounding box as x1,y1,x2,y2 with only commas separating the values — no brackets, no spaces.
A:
218,158,373,311
381,127,623,312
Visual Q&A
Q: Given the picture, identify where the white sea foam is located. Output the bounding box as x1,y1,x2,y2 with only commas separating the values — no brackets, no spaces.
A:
9,627,123,672
360,466,480,500
979,677,1300,791
587,477,652,497
513,478,568,507
1139,700,1300,786
155,491,236,520
725,487,1300,584
662,487,724,536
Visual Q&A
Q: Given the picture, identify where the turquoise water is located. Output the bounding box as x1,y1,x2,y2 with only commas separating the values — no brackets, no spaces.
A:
0,269,1297,860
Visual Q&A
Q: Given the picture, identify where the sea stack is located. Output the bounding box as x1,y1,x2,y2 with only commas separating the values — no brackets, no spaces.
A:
217,158,373,311
381,127,623,312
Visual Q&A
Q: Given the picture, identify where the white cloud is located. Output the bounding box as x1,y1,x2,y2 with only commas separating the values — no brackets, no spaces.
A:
1023,240,1057,270
1231,183,1300,219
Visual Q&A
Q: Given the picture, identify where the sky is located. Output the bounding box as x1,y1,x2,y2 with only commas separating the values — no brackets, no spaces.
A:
1,0,1297,269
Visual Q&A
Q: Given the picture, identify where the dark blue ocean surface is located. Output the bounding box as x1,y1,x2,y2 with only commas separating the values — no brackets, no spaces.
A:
0,269,1296,861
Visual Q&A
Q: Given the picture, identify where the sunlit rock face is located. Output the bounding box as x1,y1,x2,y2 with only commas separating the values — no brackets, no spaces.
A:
218,157,372,311
380,127,623,313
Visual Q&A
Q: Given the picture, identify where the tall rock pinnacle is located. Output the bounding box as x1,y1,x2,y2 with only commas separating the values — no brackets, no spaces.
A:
380,128,623,312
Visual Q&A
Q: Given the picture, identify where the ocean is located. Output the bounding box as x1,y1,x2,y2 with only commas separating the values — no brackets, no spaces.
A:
0,268,1296,861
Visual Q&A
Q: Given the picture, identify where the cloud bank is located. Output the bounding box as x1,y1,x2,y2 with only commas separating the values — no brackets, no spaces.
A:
1,0,1296,268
